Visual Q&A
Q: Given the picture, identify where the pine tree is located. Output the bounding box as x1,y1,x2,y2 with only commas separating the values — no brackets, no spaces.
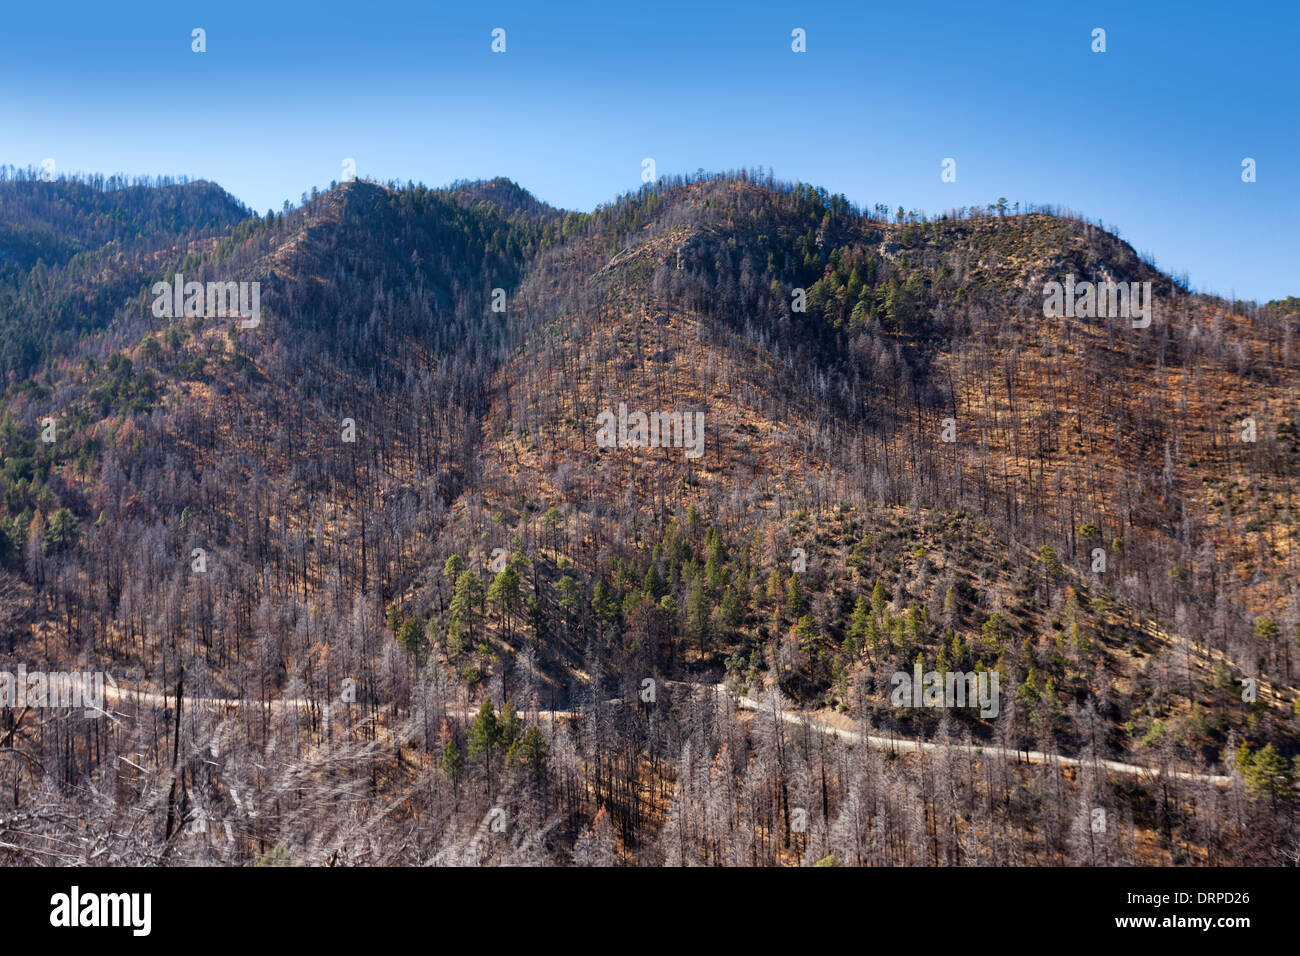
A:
487,563,522,639
704,530,726,592
871,579,888,619
592,577,617,628
765,569,785,609
541,507,563,551
686,579,710,657
555,575,581,630
41,508,79,554
443,553,466,581
397,615,427,655
721,585,745,630
643,563,667,601
1241,743,1292,806
510,725,549,787
794,614,820,659
441,737,465,784
449,569,483,646
468,699,502,793
499,700,521,752
784,573,808,618
849,595,872,659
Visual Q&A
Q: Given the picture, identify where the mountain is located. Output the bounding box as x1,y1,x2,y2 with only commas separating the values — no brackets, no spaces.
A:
0,170,1296,866
0,172,251,380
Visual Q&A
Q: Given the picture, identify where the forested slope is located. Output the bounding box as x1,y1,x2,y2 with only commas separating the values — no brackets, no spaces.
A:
0,170,1296,865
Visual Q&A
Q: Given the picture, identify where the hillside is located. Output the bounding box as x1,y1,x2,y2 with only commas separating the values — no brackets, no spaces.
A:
0,171,1296,866
0,172,250,380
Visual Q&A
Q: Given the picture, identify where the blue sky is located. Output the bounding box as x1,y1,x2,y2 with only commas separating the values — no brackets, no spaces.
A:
2,0,1295,301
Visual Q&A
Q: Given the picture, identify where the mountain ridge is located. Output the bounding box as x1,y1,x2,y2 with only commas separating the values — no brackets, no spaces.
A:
0,169,1296,865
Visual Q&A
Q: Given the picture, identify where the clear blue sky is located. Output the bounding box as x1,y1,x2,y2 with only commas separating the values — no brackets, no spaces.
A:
2,0,1295,301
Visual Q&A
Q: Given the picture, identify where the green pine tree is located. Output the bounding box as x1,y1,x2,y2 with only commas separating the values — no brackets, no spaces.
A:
397,615,427,655
871,579,888,619
514,726,548,784
686,579,710,656
499,700,521,752
443,553,466,581
784,574,808,618
468,699,502,793
449,569,483,647
849,595,872,659
487,563,522,639
592,577,617,628
441,737,465,783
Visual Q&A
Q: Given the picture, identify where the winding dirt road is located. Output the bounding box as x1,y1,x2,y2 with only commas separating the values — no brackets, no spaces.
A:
728,689,1233,786
100,679,1234,788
